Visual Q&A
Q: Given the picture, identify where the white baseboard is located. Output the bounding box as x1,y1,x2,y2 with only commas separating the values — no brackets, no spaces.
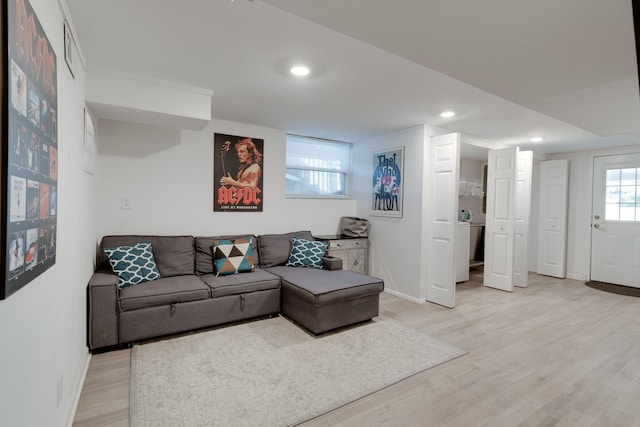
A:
384,288,425,304
530,268,587,282
66,351,91,427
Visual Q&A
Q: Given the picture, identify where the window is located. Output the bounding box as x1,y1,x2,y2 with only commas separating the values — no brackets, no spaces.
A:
286,135,351,197
605,167,640,221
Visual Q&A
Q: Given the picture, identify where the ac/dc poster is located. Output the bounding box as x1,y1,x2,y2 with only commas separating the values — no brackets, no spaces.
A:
213,133,263,212
3,0,58,298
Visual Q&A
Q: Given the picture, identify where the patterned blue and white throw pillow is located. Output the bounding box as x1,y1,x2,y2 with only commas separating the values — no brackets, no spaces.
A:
286,237,328,269
103,242,162,288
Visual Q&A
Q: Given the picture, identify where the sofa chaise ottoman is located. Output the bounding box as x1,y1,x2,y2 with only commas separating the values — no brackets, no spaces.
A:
256,231,384,334
268,266,384,334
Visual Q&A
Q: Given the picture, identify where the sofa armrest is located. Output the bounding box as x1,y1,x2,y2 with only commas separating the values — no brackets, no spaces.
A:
87,272,119,350
322,256,343,270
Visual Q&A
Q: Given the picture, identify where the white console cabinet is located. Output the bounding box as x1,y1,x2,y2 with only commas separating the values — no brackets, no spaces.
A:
315,235,369,274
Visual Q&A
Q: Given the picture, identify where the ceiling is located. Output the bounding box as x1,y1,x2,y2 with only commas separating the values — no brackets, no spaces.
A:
65,0,640,157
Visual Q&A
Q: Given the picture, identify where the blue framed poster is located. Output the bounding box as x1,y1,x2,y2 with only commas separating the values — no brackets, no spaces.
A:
371,146,403,218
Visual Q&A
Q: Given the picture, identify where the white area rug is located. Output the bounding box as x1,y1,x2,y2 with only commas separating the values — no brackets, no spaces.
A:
130,317,466,427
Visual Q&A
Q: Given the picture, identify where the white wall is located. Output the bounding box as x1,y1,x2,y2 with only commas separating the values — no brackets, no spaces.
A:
549,146,640,281
0,1,95,426
95,118,357,239
86,71,212,130
352,126,427,302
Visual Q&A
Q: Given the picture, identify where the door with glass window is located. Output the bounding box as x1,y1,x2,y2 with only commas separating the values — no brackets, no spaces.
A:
591,153,640,287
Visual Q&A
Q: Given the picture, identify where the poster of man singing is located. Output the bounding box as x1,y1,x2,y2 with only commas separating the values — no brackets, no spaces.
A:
213,133,264,212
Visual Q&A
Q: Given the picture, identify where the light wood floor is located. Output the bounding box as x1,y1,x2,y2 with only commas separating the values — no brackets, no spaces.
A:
72,270,640,426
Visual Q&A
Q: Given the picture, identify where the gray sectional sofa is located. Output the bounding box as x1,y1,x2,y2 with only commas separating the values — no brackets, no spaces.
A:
88,231,384,351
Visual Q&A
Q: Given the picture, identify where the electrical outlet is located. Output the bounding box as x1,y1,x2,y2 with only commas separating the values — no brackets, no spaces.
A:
57,375,63,407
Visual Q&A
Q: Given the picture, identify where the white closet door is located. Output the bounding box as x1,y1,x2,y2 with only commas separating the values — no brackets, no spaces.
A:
426,133,460,308
484,147,518,292
513,151,533,287
536,159,568,278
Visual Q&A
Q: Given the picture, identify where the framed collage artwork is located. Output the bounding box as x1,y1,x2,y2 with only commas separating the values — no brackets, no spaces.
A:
2,0,58,299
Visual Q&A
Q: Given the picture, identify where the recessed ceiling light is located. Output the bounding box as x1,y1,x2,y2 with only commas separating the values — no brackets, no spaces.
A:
290,65,310,77
530,136,544,143
440,111,456,118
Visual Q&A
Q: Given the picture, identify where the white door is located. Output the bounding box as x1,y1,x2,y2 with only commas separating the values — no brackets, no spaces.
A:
484,147,518,292
591,153,640,287
513,151,533,287
426,133,460,308
537,159,568,278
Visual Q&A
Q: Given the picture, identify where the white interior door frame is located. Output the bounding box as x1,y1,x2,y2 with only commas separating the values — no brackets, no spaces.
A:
426,133,460,308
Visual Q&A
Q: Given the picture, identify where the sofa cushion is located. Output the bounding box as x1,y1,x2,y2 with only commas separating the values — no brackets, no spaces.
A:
195,234,259,274
100,235,195,277
266,266,384,305
118,275,210,312
285,237,328,269
199,268,281,298
257,231,314,267
103,242,162,288
212,236,255,276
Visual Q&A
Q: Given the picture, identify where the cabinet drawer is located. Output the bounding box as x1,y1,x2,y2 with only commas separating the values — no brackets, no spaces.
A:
328,239,368,250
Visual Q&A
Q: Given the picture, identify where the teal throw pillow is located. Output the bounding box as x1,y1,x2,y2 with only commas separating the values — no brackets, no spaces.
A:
103,242,162,288
212,236,255,276
286,237,328,269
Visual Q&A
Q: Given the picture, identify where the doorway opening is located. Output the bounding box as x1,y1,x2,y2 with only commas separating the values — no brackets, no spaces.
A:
458,142,487,292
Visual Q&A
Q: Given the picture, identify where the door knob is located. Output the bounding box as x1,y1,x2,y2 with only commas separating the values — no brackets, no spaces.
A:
593,223,600,229
594,215,600,220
